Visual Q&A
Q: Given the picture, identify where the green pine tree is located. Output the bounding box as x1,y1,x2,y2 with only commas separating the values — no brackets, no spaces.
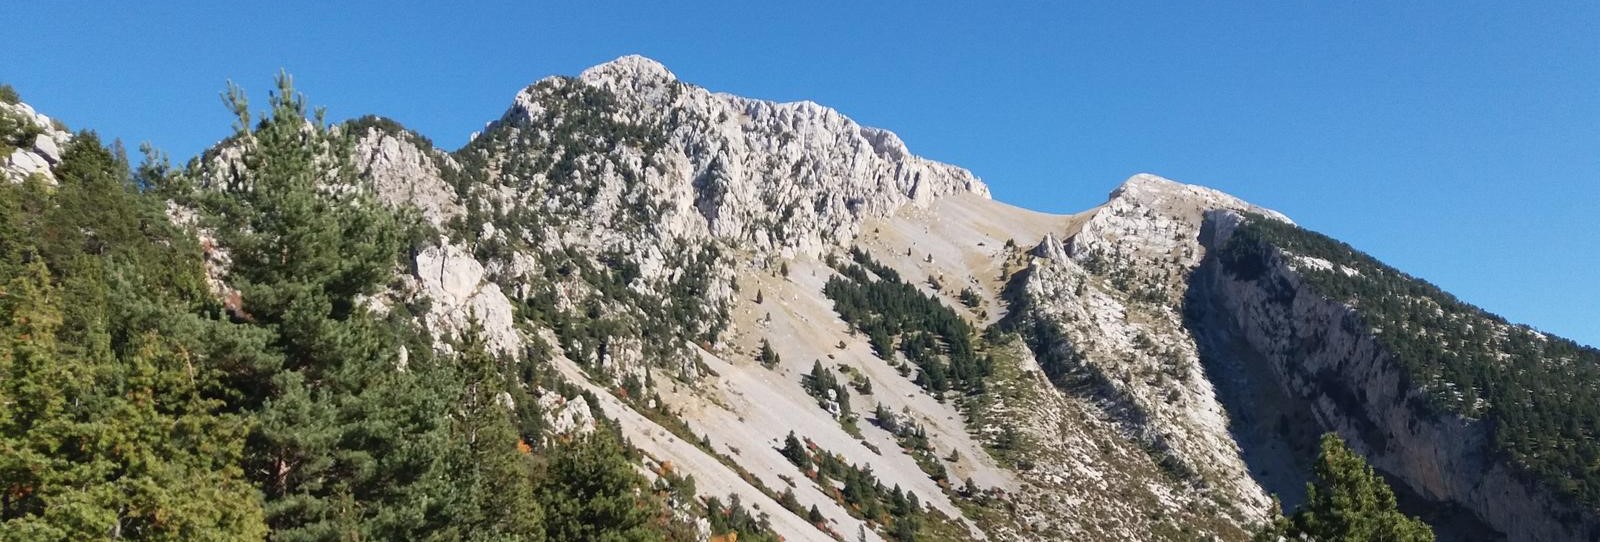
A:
1257,433,1434,542
781,431,812,471
536,428,660,542
757,338,780,368
184,73,453,540
0,133,266,540
437,324,544,541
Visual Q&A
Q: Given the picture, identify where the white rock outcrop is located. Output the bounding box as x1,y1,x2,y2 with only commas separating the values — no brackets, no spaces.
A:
1068,173,1289,269
488,54,990,258
413,243,521,356
354,127,463,227
1007,175,1284,526
2,100,72,184
538,391,596,436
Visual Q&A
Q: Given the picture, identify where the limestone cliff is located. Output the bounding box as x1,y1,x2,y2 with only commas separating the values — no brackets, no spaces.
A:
1188,210,1600,542
995,174,1289,536
475,54,989,259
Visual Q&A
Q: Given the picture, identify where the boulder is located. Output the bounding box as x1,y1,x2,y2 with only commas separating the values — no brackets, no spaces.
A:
32,133,60,164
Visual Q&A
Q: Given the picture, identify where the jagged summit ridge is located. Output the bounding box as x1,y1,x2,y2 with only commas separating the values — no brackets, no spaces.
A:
1066,173,1293,269
577,53,968,177
483,54,989,257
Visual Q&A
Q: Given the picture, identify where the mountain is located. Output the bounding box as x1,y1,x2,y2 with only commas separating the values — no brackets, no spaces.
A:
1,57,1595,541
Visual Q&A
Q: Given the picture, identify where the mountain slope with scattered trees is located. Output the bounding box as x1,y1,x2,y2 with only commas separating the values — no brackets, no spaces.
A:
2,56,1594,542
0,77,765,542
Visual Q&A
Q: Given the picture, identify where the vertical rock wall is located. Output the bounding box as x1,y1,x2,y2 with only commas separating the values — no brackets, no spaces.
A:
1192,210,1600,542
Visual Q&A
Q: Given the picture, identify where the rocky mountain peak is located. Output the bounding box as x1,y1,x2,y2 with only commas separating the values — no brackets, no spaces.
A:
1108,172,1184,201
475,56,992,259
1107,173,1292,224
1064,173,1291,270
9,53,1576,542
578,54,678,85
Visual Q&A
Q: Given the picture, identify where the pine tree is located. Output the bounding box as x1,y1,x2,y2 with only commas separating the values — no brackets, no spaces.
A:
873,403,898,432
439,324,544,541
0,261,83,537
958,287,981,308
536,428,659,541
891,515,918,542
778,487,801,512
1257,434,1434,542
781,431,812,472
0,134,265,539
185,73,457,539
757,338,780,368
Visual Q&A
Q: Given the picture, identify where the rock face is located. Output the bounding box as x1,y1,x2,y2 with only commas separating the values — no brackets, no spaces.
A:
412,243,521,356
2,100,72,184
484,54,990,258
537,390,595,436
1001,174,1288,532
1067,173,1290,269
353,126,463,228
1190,210,1600,542
348,123,526,356
413,54,996,385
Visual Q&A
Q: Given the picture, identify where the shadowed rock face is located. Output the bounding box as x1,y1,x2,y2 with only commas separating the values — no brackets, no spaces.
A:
1188,209,1597,542
1184,218,1502,542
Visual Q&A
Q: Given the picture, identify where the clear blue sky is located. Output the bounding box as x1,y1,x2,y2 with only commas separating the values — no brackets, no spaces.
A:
6,2,1597,346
